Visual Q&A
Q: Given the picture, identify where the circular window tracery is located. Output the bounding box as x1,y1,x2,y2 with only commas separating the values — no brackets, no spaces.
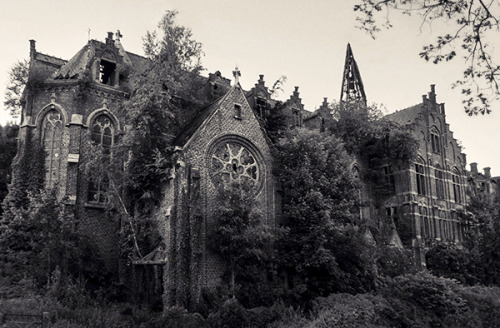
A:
209,141,262,191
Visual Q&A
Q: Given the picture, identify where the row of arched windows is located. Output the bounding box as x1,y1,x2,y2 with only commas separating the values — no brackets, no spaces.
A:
41,107,116,203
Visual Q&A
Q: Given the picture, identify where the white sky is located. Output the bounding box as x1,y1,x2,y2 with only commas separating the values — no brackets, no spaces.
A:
0,0,498,176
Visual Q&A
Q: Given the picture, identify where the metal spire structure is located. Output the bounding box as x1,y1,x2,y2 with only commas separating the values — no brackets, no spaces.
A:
340,43,367,106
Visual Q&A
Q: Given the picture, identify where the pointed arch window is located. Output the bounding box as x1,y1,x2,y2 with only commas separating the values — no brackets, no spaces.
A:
351,165,360,179
42,109,63,188
88,115,114,203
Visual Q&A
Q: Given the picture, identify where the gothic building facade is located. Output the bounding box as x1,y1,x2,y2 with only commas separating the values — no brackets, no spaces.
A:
13,33,497,305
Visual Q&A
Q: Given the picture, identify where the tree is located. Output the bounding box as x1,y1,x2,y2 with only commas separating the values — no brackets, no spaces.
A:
1,129,45,224
3,59,28,118
426,191,500,286
273,129,375,302
354,0,500,115
0,123,19,217
81,10,209,264
209,182,280,308
330,102,418,207
123,10,207,203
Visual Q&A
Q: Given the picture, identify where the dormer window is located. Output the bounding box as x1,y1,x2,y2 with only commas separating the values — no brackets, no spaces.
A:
99,59,116,85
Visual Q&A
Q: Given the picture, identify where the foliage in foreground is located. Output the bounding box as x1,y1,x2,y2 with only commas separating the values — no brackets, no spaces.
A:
426,192,500,287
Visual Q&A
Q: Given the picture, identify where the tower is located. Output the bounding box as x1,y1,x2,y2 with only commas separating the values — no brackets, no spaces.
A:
340,43,366,106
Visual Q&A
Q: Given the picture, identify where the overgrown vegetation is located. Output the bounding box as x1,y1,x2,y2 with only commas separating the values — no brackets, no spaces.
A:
426,191,500,286
0,123,18,217
2,9,500,328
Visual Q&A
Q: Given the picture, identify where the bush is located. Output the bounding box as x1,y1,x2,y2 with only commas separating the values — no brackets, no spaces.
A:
380,272,473,327
426,243,480,285
376,245,416,278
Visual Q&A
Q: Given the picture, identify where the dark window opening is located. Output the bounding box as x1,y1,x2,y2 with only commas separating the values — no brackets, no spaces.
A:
416,163,426,195
435,169,445,199
256,97,267,118
99,59,116,85
293,110,301,127
431,132,441,153
234,104,242,119
384,166,396,195
452,172,461,203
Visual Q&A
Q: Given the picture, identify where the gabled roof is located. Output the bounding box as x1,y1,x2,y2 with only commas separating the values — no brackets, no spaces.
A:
35,52,67,68
384,104,423,126
54,43,92,79
52,39,148,80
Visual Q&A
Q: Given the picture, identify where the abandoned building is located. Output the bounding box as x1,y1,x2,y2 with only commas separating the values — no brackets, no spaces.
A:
13,32,498,306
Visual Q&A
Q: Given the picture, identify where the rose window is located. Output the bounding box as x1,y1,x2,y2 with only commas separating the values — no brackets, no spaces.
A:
210,142,261,189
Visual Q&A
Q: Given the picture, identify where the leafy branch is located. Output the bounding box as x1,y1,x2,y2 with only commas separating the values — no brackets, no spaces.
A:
354,0,500,115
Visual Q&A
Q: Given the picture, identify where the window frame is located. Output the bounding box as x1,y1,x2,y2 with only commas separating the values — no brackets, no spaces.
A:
87,114,115,204
42,109,64,189
415,161,426,195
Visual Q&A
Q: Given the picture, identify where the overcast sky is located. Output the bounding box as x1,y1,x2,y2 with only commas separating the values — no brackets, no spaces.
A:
1,0,498,175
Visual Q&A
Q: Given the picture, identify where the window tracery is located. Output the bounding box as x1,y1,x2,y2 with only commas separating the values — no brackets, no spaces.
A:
88,115,114,203
42,109,63,188
210,141,261,191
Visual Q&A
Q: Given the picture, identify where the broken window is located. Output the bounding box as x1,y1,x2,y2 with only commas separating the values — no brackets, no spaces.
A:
99,59,116,85
88,115,114,203
256,97,267,118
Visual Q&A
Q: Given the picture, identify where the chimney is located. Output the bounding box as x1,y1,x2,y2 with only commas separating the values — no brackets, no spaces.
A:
422,94,427,104
106,32,114,45
29,39,36,60
470,162,478,174
258,74,265,86
294,86,299,97
484,167,491,178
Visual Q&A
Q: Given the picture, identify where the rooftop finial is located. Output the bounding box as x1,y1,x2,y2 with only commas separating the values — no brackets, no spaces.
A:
116,30,122,41
232,66,241,85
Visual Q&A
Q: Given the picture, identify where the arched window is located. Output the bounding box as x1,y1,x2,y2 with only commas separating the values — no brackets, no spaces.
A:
351,165,360,179
88,115,114,203
415,158,426,195
452,168,462,203
42,109,63,188
293,110,301,127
